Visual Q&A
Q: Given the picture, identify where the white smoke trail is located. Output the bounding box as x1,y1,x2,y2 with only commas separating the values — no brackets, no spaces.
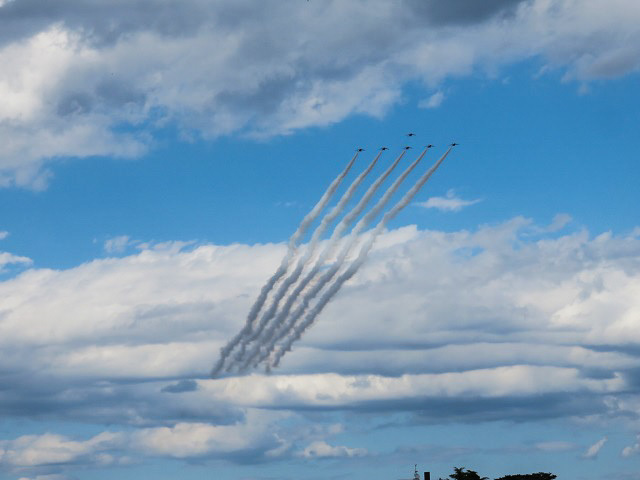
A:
242,147,431,371
231,151,403,371
211,151,359,377
236,151,384,358
316,150,408,265
270,146,453,368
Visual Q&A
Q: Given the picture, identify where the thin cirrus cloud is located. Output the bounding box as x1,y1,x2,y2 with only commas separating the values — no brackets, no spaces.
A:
103,235,140,254
418,90,446,109
417,189,482,211
583,436,607,459
1,0,640,188
0,251,32,270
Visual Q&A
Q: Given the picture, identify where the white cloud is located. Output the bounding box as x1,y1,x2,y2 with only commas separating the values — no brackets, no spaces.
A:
545,213,572,232
417,189,481,211
0,218,638,475
2,0,640,187
103,235,134,254
525,213,573,235
0,231,8,240
0,25,146,189
0,251,32,270
1,219,640,384
583,436,607,459
0,412,289,473
299,441,367,459
0,218,638,464
195,367,624,412
132,411,289,459
418,91,445,109
622,435,640,457
0,431,120,468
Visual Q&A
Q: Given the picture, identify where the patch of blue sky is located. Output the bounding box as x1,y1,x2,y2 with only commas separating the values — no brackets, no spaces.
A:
3,60,639,271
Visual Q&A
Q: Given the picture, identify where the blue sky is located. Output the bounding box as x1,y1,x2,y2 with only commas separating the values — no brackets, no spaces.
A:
1,1,640,479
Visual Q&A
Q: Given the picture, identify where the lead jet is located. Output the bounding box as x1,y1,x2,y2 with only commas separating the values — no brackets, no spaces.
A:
403,146,412,150
380,146,389,151
356,148,365,152
406,132,416,137
425,144,434,148
450,142,459,146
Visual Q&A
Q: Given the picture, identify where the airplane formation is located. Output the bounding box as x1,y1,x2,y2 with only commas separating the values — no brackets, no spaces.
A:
357,134,458,153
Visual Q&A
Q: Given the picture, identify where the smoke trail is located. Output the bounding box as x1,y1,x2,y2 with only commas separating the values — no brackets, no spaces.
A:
271,146,453,368
235,150,409,371
211,152,359,377
317,150,408,264
242,147,431,371
236,151,384,357
288,152,359,249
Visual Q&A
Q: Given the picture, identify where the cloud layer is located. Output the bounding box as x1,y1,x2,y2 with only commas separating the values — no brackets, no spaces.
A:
1,218,640,475
2,0,640,187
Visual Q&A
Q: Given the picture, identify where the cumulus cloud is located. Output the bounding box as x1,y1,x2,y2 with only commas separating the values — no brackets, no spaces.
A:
0,431,121,468
1,0,640,187
197,367,624,412
299,441,367,459
0,230,8,239
583,436,607,459
622,435,640,457
0,218,640,475
131,411,290,460
0,220,639,402
417,189,481,211
0,412,290,475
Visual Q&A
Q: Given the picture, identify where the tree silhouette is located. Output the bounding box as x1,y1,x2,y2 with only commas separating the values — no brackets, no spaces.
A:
440,467,489,480
437,466,557,480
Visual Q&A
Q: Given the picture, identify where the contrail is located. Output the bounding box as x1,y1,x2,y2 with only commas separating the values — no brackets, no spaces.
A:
211,151,359,377
270,146,453,368
242,147,431,371
237,150,385,357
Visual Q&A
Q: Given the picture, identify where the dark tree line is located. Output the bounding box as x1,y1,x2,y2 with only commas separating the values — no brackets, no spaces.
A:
439,466,556,480
495,475,556,480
